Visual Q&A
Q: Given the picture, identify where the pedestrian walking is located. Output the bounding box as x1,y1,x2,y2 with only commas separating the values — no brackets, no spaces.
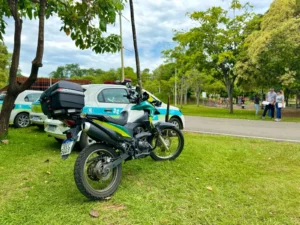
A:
253,94,260,115
261,88,277,119
275,90,284,122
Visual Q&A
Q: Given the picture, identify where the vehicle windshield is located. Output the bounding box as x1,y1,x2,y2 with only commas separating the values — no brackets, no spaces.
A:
24,93,42,102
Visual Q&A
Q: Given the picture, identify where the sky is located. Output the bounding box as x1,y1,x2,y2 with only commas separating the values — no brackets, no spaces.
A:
3,0,273,77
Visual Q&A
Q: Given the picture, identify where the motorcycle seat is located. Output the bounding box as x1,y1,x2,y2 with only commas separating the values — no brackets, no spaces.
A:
103,111,128,126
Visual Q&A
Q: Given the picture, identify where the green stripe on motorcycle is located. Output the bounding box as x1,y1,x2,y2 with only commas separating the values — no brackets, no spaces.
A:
97,121,131,138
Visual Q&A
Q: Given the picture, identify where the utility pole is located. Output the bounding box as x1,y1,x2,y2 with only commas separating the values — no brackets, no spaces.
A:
129,0,143,96
119,12,125,82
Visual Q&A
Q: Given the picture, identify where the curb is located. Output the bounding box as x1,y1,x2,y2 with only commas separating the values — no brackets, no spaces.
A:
183,130,300,143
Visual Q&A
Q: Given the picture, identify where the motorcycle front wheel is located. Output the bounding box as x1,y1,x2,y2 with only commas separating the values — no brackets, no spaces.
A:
74,143,122,200
150,126,184,161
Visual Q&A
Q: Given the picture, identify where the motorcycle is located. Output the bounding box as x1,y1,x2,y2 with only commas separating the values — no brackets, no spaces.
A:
42,82,184,200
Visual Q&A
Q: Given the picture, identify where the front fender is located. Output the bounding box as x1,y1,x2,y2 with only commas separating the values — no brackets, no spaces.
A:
154,122,176,129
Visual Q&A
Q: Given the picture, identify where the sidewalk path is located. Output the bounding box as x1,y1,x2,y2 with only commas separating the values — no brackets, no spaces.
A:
184,116,300,142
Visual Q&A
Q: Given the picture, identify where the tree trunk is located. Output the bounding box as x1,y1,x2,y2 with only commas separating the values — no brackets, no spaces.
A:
0,1,23,138
284,89,290,107
129,0,143,96
226,83,234,114
0,94,18,139
158,82,161,94
180,77,184,107
184,84,188,105
0,0,46,139
196,85,200,107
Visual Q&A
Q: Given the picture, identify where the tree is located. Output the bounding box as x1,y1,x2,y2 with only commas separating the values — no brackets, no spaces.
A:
94,68,119,84
50,63,83,78
0,0,124,139
162,46,191,106
141,68,151,81
117,66,137,84
146,63,177,102
236,0,300,103
81,68,105,78
185,69,210,107
235,14,265,92
0,42,10,89
173,1,254,113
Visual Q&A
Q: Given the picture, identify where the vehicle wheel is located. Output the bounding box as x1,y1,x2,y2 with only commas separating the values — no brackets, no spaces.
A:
14,113,30,128
168,117,182,130
79,132,96,150
150,126,184,161
74,143,122,200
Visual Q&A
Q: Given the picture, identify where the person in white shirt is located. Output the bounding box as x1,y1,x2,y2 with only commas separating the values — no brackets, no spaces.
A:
275,90,284,121
261,88,277,119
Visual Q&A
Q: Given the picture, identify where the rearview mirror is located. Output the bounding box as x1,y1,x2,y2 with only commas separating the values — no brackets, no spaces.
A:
126,82,132,88
142,92,149,101
154,101,162,107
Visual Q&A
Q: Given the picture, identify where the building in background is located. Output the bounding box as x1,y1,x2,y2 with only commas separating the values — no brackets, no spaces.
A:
0,77,91,94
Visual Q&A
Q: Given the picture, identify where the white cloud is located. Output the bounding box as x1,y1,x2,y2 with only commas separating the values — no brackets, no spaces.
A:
3,0,273,77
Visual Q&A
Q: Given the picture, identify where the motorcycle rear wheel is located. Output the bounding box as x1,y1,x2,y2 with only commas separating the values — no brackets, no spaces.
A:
150,126,184,161
74,143,122,200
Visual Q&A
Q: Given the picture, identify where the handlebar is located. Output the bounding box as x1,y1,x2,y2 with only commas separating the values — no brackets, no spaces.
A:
125,87,161,107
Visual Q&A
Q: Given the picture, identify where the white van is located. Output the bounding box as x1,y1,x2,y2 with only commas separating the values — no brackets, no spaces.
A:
0,90,43,128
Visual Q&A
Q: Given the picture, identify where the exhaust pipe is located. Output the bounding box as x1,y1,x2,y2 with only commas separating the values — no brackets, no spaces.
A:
82,122,118,146
82,122,91,133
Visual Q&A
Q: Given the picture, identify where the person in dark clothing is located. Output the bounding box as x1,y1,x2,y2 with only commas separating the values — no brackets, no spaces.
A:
261,88,277,119
254,94,260,115
241,97,245,104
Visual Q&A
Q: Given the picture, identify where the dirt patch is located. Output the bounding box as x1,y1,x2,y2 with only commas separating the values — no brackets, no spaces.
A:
282,110,300,118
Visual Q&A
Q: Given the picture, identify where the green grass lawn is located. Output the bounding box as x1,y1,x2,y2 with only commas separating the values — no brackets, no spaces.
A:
0,127,299,225
181,105,300,122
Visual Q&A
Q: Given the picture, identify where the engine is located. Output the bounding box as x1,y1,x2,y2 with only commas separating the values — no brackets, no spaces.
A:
137,140,152,151
134,132,153,158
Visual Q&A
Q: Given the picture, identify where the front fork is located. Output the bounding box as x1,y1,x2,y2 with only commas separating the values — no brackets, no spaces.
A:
152,123,170,151
158,135,170,151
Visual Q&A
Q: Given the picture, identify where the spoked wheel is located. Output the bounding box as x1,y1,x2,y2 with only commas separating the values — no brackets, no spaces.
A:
14,113,30,128
150,126,184,161
74,143,122,200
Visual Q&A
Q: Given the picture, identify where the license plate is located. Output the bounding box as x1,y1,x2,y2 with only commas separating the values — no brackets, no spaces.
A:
32,116,40,121
48,125,56,132
61,139,75,156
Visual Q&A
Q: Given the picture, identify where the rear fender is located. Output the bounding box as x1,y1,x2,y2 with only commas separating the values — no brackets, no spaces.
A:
63,125,82,141
154,122,176,130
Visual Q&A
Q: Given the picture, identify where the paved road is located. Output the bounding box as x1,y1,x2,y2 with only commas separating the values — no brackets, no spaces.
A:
184,116,300,142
